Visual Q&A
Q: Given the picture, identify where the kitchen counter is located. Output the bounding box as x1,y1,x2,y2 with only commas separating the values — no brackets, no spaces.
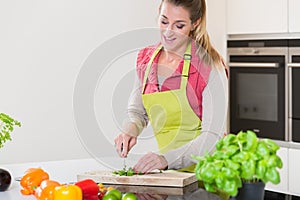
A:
1,181,295,200
0,158,221,200
0,158,105,200
0,182,223,200
0,158,298,200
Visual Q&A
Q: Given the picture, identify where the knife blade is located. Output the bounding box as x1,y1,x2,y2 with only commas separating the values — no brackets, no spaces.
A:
123,157,126,169
121,144,127,169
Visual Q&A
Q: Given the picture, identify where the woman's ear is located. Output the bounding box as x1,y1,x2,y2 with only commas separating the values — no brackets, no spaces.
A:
192,18,201,30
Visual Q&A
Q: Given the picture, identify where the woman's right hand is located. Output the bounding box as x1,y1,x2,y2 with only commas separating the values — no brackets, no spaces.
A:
114,133,137,157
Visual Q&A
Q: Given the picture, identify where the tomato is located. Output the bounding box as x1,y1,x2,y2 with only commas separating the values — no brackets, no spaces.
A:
102,194,119,200
122,193,138,200
98,191,105,200
105,189,122,200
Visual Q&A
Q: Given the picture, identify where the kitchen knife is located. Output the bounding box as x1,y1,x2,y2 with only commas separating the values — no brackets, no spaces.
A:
121,144,127,169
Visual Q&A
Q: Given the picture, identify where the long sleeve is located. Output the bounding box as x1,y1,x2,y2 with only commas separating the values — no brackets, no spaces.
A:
121,75,149,137
163,66,229,169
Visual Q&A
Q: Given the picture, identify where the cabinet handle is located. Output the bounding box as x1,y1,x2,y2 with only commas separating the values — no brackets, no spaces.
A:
229,62,279,68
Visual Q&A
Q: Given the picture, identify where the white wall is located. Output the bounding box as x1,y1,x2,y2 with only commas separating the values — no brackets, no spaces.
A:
0,0,159,164
0,0,226,164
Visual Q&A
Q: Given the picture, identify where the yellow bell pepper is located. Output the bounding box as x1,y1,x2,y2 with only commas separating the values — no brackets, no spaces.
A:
54,184,82,200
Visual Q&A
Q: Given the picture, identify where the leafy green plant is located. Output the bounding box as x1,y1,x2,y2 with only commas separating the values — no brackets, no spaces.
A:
193,130,283,197
0,113,21,148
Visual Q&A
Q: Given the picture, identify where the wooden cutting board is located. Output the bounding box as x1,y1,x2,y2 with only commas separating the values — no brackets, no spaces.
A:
77,170,197,187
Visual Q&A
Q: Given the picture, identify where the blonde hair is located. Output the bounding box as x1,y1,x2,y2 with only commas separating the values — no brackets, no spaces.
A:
159,0,224,68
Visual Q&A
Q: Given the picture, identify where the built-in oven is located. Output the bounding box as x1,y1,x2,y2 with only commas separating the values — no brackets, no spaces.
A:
288,39,300,142
228,40,288,141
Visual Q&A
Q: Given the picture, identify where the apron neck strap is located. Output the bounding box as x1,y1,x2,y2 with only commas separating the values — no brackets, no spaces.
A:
180,41,192,89
142,45,163,93
142,41,192,93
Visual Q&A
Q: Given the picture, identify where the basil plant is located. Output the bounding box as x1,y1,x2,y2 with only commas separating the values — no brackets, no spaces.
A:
193,130,283,197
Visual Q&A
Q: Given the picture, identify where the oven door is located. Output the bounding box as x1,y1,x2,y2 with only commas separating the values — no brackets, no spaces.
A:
289,61,300,142
229,61,285,140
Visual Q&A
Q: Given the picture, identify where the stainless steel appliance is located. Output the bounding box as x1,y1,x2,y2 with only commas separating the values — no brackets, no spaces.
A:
228,40,288,141
288,39,300,142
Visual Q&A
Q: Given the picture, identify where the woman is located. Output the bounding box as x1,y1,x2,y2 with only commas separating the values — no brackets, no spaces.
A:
114,0,228,173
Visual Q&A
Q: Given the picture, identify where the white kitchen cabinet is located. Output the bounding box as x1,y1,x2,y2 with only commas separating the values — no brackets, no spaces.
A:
206,0,227,59
265,147,288,194
289,0,300,33
289,148,300,196
227,0,288,34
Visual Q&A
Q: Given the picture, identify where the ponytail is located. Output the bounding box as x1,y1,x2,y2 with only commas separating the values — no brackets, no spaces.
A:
190,0,224,68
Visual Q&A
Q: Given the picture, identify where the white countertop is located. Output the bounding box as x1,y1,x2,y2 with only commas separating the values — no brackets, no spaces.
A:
0,157,132,199
1,182,35,200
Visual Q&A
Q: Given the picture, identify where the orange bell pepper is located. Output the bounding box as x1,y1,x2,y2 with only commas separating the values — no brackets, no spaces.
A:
54,184,82,200
35,180,60,200
20,168,49,195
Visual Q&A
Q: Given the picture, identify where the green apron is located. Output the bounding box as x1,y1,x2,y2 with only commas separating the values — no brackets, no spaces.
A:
141,42,202,172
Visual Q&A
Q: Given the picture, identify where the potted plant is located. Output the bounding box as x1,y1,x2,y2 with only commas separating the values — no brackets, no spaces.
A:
193,130,282,200
0,112,21,191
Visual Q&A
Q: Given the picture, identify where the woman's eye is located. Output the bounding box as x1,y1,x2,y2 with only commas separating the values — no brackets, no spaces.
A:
161,21,168,25
176,25,184,29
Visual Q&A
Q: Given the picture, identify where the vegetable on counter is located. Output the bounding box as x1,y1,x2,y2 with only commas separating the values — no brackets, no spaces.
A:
54,184,82,200
20,168,49,195
105,189,122,200
34,180,60,200
0,168,12,192
75,179,99,200
121,192,138,200
19,167,138,200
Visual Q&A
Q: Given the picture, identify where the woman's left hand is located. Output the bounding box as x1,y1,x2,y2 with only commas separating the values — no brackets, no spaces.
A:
133,152,168,174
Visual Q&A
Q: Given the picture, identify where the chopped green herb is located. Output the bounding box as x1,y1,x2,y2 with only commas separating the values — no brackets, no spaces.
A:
112,167,144,176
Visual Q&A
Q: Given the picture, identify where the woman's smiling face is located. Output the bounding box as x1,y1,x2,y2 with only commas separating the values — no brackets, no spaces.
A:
158,1,194,54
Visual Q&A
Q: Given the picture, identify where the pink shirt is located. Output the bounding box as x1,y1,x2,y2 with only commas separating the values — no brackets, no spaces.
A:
136,42,211,120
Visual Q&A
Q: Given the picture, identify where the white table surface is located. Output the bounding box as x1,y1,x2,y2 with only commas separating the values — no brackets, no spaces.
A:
0,157,131,200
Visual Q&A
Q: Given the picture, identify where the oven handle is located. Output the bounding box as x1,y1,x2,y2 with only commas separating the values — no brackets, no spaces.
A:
229,62,279,68
288,63,300,68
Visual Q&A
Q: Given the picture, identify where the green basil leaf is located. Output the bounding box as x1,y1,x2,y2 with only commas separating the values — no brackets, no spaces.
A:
256,160,267,180
265,167,280,184
223,134,237,146
203,182,217,193
225,159,240,171
257,142,271,158
223,179,238,197
240,160,256,180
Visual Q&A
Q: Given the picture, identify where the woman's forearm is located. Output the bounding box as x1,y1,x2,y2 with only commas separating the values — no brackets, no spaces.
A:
122,75,149,137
